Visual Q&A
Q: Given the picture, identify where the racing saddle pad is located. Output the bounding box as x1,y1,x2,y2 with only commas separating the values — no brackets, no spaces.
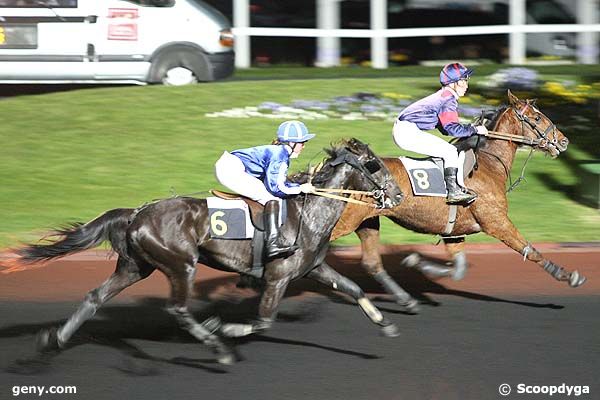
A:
400,149,476,197
206,197,255,239
207,190,287,239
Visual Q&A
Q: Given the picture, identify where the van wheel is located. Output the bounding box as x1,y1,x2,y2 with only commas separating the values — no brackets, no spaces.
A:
148,47,211,85
163,67,197,86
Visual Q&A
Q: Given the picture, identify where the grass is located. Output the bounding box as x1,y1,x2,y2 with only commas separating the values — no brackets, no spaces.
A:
1,65,599,248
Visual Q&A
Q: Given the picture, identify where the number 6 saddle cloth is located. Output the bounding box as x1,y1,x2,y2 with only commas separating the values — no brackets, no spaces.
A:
206,191,288,278
206,191,286,239
400,149,477,197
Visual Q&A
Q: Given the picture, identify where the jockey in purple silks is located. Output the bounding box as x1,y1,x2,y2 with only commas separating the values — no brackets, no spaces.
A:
215,120,316,259
393,62,488,204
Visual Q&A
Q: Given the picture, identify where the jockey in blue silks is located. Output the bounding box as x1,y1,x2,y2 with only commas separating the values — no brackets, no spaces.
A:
215,120,316,258
393,62,488,204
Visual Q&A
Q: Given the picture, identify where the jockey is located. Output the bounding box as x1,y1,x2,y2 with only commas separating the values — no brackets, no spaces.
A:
215,120,316,259
393,62,488,204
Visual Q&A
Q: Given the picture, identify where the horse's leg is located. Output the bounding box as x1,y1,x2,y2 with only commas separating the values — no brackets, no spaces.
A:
480,216,586,287
37,256,154,352
162,262,235,365
356,218,420,313
306,262,400,337
220,277,291,338
445,237,468,280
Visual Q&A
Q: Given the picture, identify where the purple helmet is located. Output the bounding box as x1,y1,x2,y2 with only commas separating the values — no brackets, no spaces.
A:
439,62,474,86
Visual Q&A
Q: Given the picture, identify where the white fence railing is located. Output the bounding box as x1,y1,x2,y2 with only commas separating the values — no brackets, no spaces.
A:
233,24,600,38
232,24,600,66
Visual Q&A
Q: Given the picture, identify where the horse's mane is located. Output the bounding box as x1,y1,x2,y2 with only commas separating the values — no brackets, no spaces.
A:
290,138,370,184
473,105,509,130
452,105,510,153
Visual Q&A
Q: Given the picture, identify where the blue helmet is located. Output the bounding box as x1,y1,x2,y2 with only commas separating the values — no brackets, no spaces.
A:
439,62,474,86
276,120,315,143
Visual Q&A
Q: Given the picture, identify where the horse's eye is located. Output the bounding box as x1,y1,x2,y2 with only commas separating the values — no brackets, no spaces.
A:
364,160,381,173
535,115,542,122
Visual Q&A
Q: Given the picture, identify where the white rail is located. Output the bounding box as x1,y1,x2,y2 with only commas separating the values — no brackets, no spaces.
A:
232,24,600,39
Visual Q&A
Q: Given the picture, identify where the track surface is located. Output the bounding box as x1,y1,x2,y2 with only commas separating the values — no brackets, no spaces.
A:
1,243,598,400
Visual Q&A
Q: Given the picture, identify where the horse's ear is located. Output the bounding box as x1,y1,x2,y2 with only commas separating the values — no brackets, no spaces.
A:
507,89,521,105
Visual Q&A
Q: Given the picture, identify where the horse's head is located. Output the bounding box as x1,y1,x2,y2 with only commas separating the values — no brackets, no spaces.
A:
506,90,569,158
321,138,403,208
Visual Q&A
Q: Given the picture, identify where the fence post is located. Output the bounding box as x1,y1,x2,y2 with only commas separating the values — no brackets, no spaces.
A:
234,0,251,69
316,0,341,67
509,0,526,64
577,0,600,64
370,0,387,69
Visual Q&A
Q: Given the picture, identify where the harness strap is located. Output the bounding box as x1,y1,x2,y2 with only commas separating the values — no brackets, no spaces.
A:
443,205,458,235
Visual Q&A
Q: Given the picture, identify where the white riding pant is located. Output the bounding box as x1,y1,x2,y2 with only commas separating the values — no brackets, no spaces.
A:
215,151,279,205
392,120,459,169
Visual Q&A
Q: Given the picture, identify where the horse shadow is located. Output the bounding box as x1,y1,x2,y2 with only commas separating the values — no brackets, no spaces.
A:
1,294,379,375
191,252,564,317
323,250,565,311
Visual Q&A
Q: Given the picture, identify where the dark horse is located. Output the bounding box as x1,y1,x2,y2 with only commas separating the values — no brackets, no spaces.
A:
330,91,586,312
4,139,403,364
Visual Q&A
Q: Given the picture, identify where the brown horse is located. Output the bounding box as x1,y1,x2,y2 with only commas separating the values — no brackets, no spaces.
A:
330,91,586,312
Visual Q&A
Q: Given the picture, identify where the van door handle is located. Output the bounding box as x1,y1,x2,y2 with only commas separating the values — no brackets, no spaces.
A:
85,15,97,23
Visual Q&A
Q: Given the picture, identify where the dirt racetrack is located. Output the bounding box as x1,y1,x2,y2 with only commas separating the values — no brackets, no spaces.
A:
0,242,598,399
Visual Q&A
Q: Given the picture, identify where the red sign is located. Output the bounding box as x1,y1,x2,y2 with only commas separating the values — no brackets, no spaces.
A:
107,8,138,41
108,8,138,19
108,23,138,41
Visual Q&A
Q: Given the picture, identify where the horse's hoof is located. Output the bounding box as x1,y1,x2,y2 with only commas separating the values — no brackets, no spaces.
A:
217,352,236,365
401,253,421,268
569,271,587,288
220,323,254,338
451,265,467,281
36,328,61,353
380,323,401,338
398,299,420,314
420,263,454,279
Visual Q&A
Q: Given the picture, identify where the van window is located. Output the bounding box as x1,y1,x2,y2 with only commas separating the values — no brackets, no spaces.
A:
0,0,77,7
119,0,175,7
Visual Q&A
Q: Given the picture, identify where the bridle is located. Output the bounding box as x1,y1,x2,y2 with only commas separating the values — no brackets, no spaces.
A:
479,102,566,192
291,147,398,248
484,102,565,154
309,149,396,209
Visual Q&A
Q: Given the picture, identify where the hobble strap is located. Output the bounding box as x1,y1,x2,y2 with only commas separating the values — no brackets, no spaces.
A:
522,243,534,261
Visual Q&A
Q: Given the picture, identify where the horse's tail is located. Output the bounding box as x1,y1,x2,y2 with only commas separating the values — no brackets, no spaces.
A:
1,208,134,274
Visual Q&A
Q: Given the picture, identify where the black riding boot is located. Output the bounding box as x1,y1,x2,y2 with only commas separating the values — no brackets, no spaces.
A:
444,167,477,204
264,200,298,259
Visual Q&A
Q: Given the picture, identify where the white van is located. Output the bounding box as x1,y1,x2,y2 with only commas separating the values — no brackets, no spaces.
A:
0,0,235,85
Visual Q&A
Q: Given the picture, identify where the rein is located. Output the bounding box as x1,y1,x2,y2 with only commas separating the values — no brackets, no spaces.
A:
311,187,380,208
483,130,545,147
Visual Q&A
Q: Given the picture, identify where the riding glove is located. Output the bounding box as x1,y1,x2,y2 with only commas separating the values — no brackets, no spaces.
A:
475,125,489,136
299,183,316,193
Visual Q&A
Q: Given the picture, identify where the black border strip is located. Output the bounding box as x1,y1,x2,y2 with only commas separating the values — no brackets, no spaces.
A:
1,16,86,23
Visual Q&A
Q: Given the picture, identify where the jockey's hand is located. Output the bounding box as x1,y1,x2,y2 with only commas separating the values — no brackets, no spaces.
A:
299,183,316,194
475,125,488,136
